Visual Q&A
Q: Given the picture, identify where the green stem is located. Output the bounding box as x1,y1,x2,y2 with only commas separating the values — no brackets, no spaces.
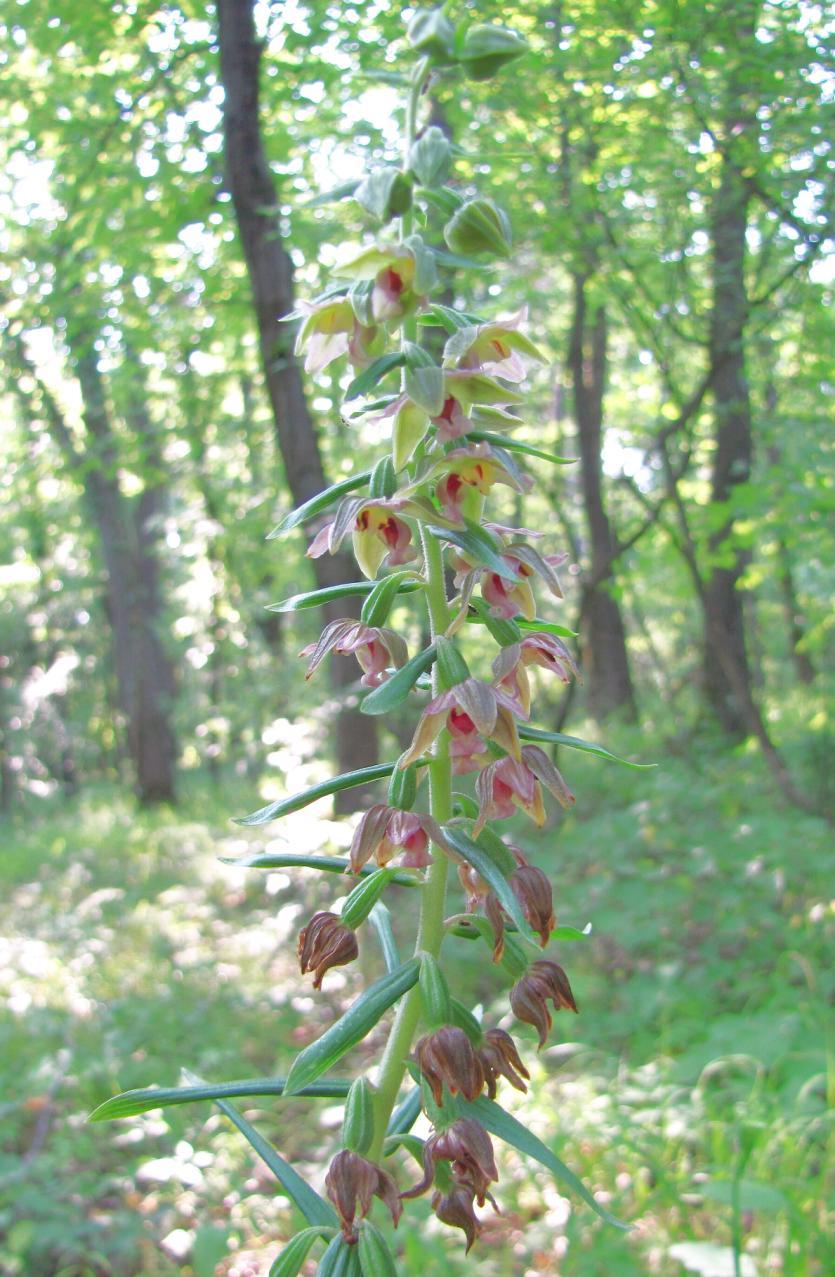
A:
369,57,451,1163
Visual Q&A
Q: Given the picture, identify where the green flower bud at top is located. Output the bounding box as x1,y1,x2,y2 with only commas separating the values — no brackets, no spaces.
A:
341,1077,376,1155
458,24,528,81
444,198,512,259
410,125,452,188
355,166,413,224
407,8,456,63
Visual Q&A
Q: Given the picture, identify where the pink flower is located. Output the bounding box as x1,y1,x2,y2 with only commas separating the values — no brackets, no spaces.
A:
300,620,408,688
306,496,419,579
431,393,472,443
349,805,450,871
431,445,529,524
399,678,528,770
294,296,383,375
474,745,574,835
442,308,545,383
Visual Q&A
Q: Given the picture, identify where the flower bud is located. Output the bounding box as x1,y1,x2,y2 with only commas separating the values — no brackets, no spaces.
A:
325,1149,401,1242
415,1025,484,1105
510,864,555,947
403,1117,498,1205
355,166,413,223
409,125,452,188
418,952,452,1028
510,959,578,1049
297,912,358,989
341,1077,376,1156
432,1185,479,1252
476,1028,530,1098
406,8,456,63
458,24,528,81
444,198,512,259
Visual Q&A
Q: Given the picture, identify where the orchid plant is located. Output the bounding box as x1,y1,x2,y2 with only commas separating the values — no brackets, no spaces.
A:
93,9,633,1273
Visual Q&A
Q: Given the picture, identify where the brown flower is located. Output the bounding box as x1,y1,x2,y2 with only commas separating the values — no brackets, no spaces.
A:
403,1117,498,1206
432,1185,480,1252
475,1028,530,1099
510,960,578,1049
325,1149,402,1242
415,1026,484,1106
297,912,358,990
348,805,450,872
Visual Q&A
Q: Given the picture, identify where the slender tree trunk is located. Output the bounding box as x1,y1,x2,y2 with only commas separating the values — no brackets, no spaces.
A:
569,274,636,721
73,344,178,804
776,540,815,684
217,0,377,802
702,14,756,736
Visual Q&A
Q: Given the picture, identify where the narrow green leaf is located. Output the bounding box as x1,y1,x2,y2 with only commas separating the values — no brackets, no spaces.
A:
441,825,539,946
457,1095,631,1230
551,923,592,941
210,1092,337,1228
269,1227,335,1277
517,617,577,638
518,727,654,768
360,645,436,716
284,960,421,1096
467,430,574,465
452,791,480,820
345,352,405,401
360,570,420,628
369,901,401,974
386,1085,422,1137
471,824,518,875
235,764,397,827
417,302,483,331
221,851,420,888
449,998,483,1044
428,521,520,581
269,579,422,614
267,472,372,539
302,179,361,208
90,1076,352,1122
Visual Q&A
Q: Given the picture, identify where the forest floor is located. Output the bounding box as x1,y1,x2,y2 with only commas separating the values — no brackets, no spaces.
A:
1,712,832,1277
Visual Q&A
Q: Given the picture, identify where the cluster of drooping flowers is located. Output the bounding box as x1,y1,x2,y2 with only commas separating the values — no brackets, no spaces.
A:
94,10,627,1273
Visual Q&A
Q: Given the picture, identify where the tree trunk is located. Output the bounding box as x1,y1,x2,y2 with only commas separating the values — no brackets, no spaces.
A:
217,0,377,802
702,16,756,737
73,344,178,804
569,274,636,721
777,539,815,684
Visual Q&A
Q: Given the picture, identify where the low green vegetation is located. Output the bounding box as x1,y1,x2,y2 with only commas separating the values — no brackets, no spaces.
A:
3,702,830,1277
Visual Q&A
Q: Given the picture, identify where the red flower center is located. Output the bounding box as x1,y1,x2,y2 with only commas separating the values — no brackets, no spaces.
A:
449,708,477,736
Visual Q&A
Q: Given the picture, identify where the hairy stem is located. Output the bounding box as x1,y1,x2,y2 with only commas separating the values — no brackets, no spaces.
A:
369,57,452,1162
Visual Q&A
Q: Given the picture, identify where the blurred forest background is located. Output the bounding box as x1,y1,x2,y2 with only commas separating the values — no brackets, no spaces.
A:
0,0,832,1275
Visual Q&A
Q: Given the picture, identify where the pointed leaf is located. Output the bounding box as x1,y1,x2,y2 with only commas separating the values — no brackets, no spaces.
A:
358,1219,398,1277
368,901,401,974
302,179,361,208
221,851,421,889
267,472,373,539
360,645,437,716
283,960,421,1095
457,1095,630,1230
441,825,539,946
428,521,520,581
90,1076,352,1122
517,617,577,638
316,1234,361,1277
518,727,653,768
269,1227,335,1277
360,571,419,628
405,363,445,415
386,1085,423,1137
235,764,397,826
467,430,574,465
417,302,483,332
207,1090,337,1227
267,581,413,614
344,352,405,401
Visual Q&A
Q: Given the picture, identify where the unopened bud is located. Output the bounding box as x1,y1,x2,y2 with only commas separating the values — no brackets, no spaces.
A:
406,8,456,63
458,24,528,81
444,198,512,259
342,1077,376,1155
297,912,358,989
